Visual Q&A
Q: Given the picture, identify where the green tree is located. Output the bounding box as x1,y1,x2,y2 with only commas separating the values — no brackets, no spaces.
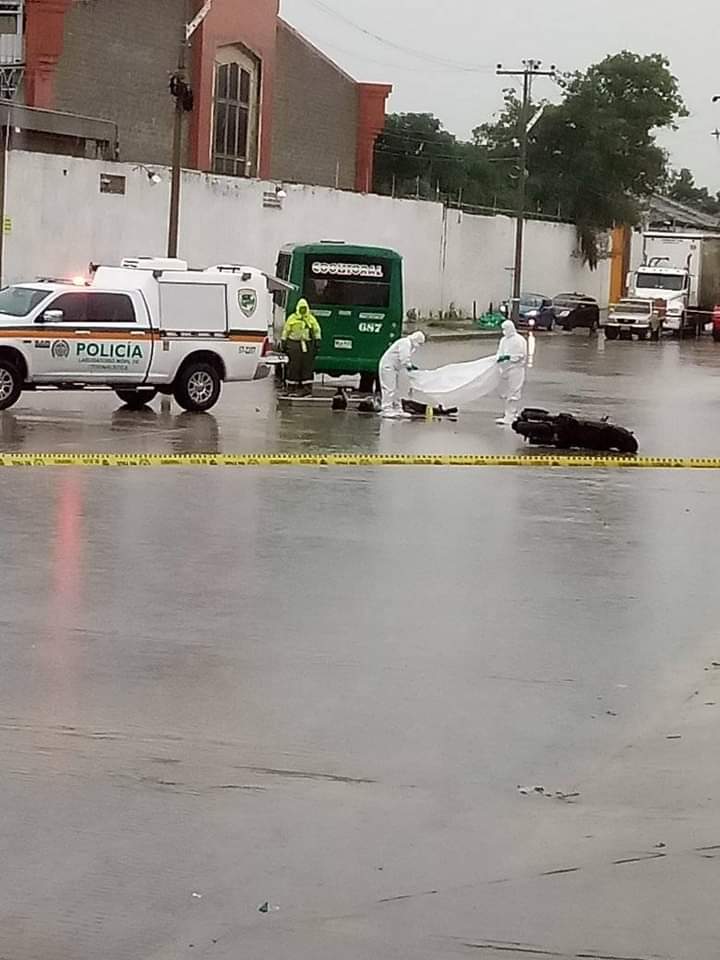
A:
373,113,461,199
666,168,720,215
375,52,688,268
374,112,511,208
535,53,687,264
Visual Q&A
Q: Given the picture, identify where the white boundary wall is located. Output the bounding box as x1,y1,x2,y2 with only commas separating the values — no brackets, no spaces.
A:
4,151,610,314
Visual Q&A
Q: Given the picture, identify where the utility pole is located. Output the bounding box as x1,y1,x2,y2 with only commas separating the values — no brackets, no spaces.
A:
167,0,212,258
496,60,556,323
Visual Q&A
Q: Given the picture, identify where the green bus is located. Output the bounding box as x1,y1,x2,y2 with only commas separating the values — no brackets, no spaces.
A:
274,242,404,392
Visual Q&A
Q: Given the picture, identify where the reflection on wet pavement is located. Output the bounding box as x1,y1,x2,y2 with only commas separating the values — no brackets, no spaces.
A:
2,335,720,959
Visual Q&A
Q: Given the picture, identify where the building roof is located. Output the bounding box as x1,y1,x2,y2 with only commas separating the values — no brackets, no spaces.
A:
277,17,357,84
648,194,720,231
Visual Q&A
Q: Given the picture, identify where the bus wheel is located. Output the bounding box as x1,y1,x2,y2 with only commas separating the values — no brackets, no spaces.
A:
359,372,377,394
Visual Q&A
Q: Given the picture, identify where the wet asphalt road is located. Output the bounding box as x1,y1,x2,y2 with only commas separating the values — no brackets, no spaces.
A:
0,330,718,458
2,334,720,959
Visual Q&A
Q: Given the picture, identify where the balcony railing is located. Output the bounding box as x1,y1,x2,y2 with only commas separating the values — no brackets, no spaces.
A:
0,63,22,100
0,0,24,98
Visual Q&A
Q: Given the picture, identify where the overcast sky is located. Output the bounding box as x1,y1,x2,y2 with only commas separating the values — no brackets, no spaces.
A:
280,0,720,191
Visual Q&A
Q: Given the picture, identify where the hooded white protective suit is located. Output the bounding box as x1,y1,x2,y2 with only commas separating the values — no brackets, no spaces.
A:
496,320,528,424
379,331,426,418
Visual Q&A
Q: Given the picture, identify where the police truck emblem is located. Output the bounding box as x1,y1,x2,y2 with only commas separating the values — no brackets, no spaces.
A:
51,340,70,359
239,290,258,318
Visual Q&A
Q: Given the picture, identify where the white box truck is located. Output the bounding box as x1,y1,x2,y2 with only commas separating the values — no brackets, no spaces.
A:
630,232,720,336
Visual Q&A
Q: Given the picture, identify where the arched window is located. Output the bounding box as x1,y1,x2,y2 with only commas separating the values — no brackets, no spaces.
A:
212,45,260,178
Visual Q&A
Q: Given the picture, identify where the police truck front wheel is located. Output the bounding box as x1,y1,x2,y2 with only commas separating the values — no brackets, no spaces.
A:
174,362,221,412
0,360,22,410
115,388,158,410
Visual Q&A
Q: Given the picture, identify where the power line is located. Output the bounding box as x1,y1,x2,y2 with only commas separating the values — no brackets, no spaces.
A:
297,35,494,75
300,0,496,73
376,144,519,165
378,128,520,157
376,130,483,150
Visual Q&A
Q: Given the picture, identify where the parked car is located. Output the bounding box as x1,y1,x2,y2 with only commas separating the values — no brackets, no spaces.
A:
605,298,663,341
500,293,555,330
552,293,601,333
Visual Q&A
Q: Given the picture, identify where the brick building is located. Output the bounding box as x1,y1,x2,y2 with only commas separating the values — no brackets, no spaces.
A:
18,0,391,191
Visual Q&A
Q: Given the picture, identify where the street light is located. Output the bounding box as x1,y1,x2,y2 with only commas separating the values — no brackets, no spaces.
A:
133,164,162,184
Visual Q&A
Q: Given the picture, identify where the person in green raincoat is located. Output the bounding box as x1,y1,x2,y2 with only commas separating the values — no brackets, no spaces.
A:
281,299,322,395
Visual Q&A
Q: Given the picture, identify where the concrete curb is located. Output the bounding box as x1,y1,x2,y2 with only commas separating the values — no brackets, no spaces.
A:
425,329,501,342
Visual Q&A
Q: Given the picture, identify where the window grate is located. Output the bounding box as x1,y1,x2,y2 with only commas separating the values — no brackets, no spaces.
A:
212,61,252,178
99,174,126,195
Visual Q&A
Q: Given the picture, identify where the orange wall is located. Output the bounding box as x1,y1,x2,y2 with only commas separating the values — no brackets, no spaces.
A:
610,226,631,303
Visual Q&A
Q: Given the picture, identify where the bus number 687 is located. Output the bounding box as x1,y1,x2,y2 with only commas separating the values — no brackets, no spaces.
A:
358,322,383,334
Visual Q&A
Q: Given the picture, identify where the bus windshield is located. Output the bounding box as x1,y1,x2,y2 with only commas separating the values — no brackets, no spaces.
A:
303,254,392,309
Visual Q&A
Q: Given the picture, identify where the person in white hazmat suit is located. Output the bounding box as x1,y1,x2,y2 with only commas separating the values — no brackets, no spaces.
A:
379,331,426,418
495,320,528,425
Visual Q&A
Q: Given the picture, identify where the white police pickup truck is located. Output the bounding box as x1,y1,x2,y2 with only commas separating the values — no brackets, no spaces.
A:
0,257,287,412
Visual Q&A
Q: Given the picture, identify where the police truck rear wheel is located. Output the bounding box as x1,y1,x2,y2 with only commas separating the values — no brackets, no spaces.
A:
115,388,158,410
174,363,221,412
0,360,22,410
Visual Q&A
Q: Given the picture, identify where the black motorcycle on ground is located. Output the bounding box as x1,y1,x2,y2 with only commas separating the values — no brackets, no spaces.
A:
513,408,638,454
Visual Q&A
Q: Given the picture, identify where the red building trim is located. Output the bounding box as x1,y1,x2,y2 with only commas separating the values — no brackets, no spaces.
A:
23,0,387,193
189,0,277,178
24,0,72,109
356,83,392,193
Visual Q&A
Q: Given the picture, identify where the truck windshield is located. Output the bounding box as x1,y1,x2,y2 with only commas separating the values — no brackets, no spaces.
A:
0,286,49,317
303,256,392,308
636,273,685,291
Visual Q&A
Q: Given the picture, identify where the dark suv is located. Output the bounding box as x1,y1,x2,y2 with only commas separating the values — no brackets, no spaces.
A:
552,293,600,333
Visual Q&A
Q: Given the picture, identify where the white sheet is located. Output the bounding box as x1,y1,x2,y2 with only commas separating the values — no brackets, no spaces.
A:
408,355,501,407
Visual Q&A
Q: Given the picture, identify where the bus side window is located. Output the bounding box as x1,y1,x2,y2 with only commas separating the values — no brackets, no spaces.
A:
276,252,291,281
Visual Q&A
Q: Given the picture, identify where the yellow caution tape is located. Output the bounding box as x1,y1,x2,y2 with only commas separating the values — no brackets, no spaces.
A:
0,452,718,469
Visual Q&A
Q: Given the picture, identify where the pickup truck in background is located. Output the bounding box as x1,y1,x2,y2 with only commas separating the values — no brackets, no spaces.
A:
605,298,663,341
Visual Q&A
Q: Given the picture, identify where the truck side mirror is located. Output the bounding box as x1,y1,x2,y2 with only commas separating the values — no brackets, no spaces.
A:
41,309,64,323
625,272,632,291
